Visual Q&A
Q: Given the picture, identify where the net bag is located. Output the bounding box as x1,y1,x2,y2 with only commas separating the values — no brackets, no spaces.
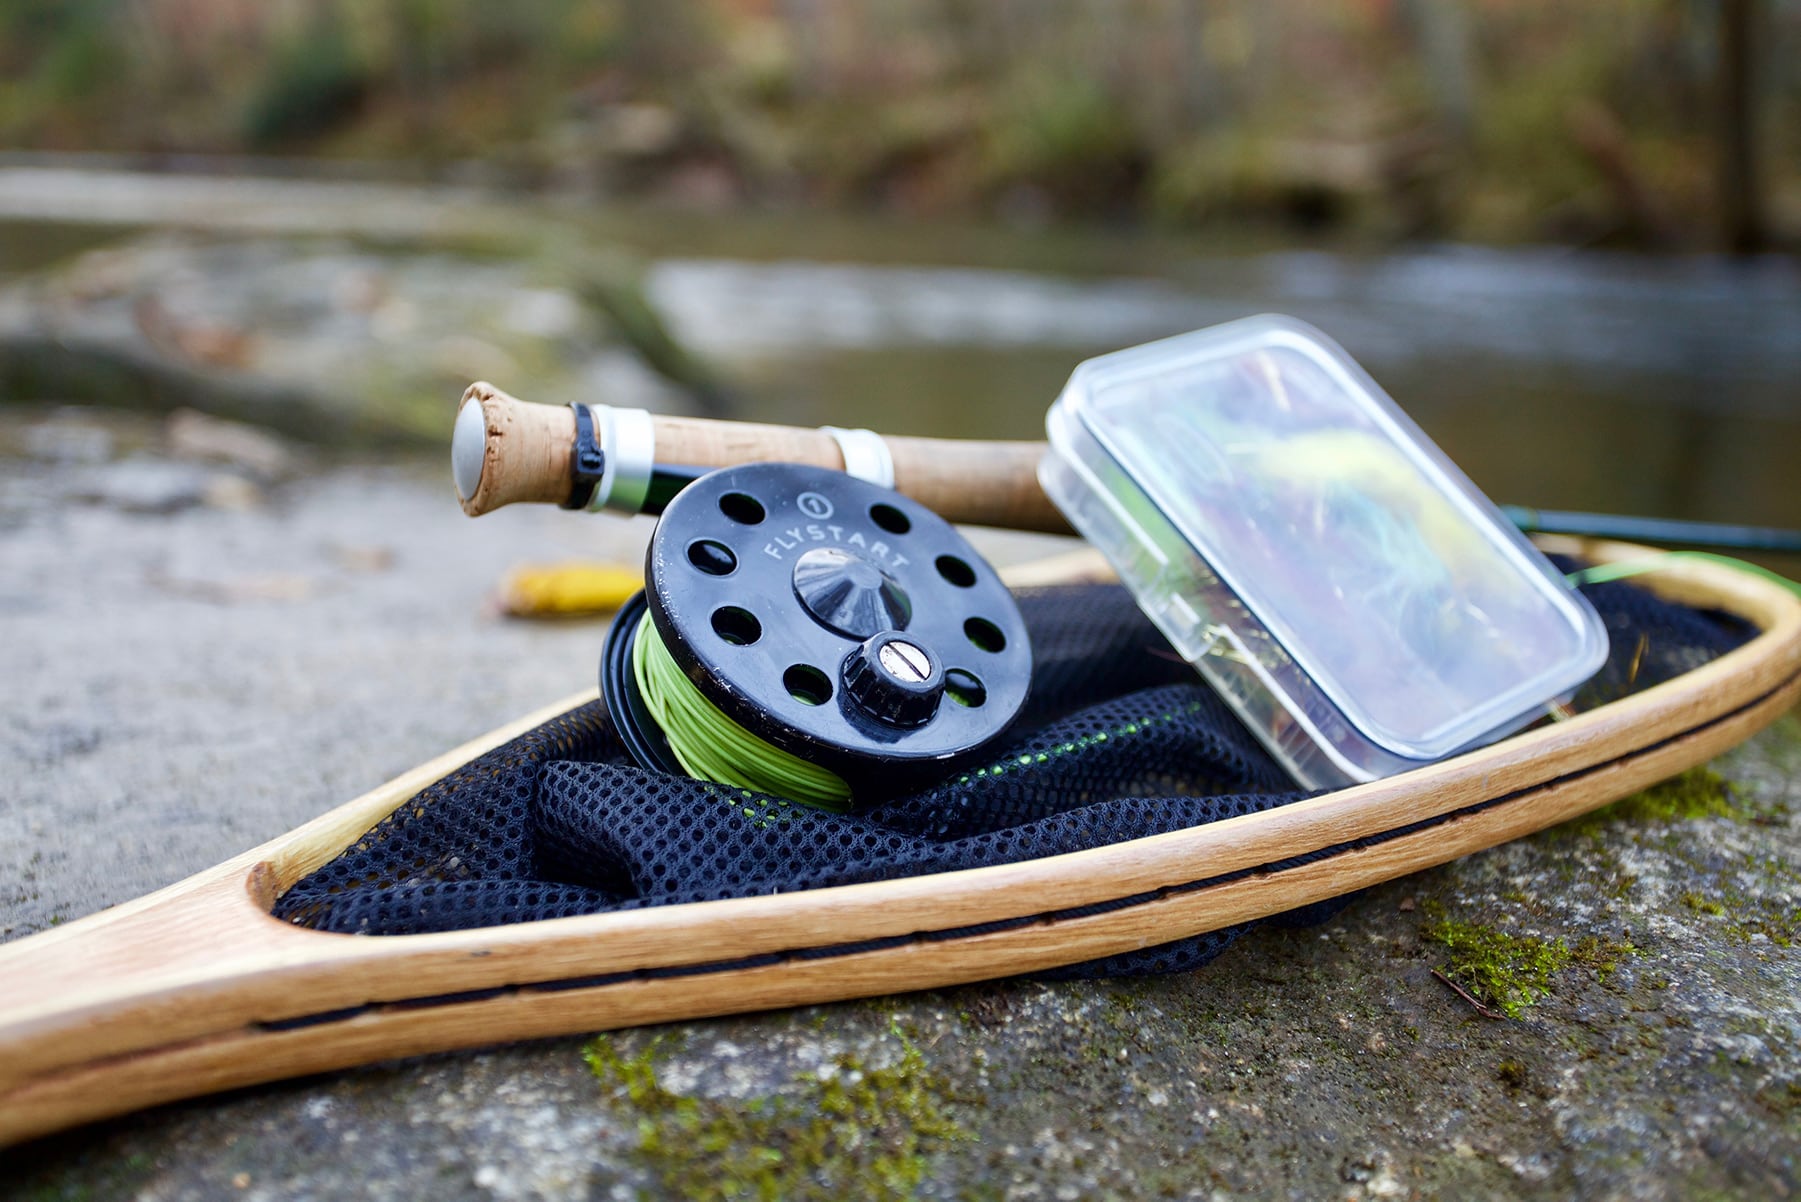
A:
273,570,1754,980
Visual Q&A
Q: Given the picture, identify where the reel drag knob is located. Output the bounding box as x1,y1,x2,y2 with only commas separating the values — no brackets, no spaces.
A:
843,633,944,728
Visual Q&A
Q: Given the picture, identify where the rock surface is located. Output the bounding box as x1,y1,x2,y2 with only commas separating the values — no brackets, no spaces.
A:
4,407,1800,1201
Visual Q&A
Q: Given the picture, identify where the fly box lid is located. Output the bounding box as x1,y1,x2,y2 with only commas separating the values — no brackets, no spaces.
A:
1039,314,1609,789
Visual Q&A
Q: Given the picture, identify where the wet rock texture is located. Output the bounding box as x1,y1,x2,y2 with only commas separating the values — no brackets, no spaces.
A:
5,410,1800,1201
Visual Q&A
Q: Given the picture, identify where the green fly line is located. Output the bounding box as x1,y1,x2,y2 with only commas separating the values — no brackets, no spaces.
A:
1543,550,1798,725
1565,550,1801,599
631,617,853,812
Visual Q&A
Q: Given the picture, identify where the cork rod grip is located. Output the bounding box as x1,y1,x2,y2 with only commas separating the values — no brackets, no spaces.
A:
455,382,1072,534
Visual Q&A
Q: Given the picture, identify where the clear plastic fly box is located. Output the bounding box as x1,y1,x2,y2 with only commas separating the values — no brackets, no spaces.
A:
1039,314,1609,789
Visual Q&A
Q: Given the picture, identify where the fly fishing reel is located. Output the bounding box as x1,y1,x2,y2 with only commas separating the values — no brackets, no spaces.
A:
602,462,1032,808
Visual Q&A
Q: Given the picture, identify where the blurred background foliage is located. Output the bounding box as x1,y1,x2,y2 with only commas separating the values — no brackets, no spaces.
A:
0,0,1794,249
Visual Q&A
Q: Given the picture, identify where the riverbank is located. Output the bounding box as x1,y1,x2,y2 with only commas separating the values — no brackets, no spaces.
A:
5,3,1799,251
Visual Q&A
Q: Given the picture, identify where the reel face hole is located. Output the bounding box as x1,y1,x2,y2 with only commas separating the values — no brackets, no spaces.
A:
711,606,763,646
687,539,738,576
945,669,987,708
783,664,833,706
935,555,976,588
719,492,766,525
870,503,911,535
964,617,1007,653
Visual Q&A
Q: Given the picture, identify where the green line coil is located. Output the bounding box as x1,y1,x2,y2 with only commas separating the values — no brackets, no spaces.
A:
631,616,853,812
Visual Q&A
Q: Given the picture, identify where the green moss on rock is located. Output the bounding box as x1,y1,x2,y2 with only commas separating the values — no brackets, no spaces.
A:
1556,766,1763,844
1685,885,1801,948
584,1025,965,1201
1680,890,1728,917
1605,767,1744,824
1571,934,1639,983
1422,917,1573,1017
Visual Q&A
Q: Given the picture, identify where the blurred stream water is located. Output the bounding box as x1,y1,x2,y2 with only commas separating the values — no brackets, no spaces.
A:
2,184,1797,533
638,246,1801,534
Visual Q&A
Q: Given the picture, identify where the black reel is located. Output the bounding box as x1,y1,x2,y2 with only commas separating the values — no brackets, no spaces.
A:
601,462,1032,801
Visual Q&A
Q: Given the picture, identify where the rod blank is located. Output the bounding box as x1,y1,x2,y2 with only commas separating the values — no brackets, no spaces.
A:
1503,505,1801,555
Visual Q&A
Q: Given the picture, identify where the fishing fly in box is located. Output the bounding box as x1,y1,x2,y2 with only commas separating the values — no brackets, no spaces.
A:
1040,314,1610,789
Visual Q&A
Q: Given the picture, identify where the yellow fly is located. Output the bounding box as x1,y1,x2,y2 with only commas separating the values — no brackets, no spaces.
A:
498,562,643,618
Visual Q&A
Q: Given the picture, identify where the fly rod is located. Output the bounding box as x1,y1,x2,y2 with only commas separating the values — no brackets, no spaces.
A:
454,383,1801,558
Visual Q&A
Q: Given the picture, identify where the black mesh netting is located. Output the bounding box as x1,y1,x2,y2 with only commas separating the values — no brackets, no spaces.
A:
273,568,1757,979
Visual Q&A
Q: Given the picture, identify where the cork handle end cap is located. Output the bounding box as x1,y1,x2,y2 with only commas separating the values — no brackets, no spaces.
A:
452,390,488,506
454,382,577,517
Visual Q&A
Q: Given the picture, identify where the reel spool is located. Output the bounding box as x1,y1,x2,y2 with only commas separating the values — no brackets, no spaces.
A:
602,462,1032,807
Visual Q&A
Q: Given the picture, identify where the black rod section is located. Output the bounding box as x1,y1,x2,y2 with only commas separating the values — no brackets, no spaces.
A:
1503,506,1801,554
